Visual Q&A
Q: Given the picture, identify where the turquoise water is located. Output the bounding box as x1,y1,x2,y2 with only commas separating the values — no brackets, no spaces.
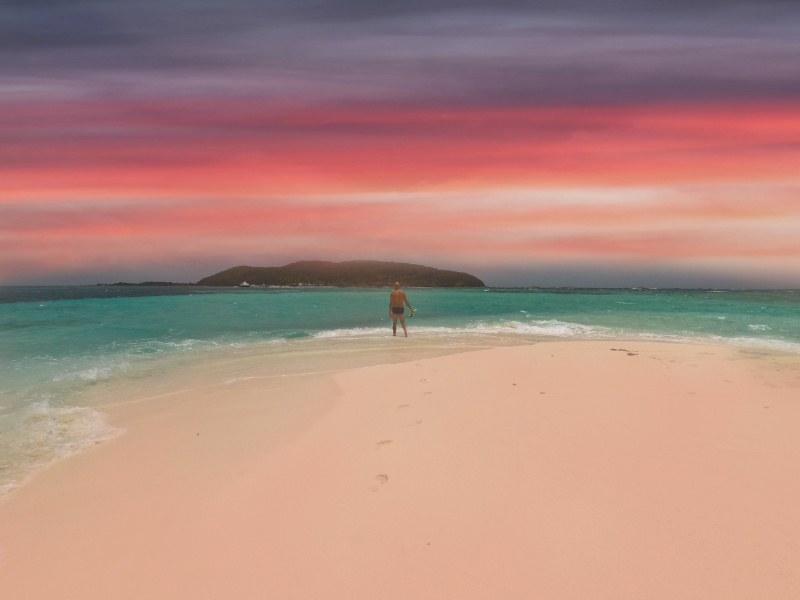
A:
2,285,799,495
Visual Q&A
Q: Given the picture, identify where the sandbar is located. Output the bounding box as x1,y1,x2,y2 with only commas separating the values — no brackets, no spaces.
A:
1,340,799,599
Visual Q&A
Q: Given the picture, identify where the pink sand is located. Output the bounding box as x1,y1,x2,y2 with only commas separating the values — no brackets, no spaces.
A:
1,341,799,598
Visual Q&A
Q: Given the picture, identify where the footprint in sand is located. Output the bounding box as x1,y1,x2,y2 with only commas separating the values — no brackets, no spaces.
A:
397,404,411,410
368,474,389,492
374,440,393,451
423,391,432,396
419,378,427,383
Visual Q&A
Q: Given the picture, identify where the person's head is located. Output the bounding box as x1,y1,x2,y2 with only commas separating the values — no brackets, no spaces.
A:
393,282,400,290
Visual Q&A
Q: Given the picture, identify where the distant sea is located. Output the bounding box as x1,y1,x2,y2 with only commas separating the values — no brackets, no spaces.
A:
2,285,799,496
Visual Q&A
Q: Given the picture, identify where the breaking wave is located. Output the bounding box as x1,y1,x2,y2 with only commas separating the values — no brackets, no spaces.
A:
311,319,800,354
0,400,119,498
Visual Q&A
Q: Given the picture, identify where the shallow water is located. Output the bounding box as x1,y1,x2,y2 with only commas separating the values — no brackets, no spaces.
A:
2,285,799,495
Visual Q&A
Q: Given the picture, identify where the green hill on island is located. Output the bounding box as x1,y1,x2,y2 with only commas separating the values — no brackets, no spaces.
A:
196,261,485,287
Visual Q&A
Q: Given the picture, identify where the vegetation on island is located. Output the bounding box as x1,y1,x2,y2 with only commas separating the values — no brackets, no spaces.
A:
196,261,485,287
99,281,193,287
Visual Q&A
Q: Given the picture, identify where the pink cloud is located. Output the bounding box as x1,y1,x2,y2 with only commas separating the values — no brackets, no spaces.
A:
3,100,800,201
3,99,800,283
3,183,799,283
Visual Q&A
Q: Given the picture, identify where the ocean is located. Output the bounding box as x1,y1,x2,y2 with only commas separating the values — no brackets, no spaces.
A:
2,285,799,496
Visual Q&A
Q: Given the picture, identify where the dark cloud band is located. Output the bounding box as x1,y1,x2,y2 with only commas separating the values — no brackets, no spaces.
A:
2,0,799,106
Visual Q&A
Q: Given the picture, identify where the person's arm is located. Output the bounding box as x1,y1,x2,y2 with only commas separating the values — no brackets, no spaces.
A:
404,292,413,311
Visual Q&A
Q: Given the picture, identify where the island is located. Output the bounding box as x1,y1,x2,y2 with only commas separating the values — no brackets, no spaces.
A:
98,261,486,288
197,261,485,287
99,281,194,287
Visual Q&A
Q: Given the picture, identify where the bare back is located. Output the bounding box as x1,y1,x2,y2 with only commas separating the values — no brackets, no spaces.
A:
389,289,408,307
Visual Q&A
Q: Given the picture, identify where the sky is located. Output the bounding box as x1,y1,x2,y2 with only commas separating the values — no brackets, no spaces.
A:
2,0,799,287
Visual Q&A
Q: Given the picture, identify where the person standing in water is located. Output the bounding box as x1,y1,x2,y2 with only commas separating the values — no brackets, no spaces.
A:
389,282,414,337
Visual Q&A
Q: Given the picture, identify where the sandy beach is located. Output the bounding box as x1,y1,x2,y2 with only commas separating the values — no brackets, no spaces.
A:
1,340,799,599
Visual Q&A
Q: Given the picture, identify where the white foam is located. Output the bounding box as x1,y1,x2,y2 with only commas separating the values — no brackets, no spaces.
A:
311,320,800,355
313,320,614,340
143,338,218,352
0,401,119,498
708,335,800,354
53,360,129,383
747,324,771,331
314,327,386,339
623,331,800,354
